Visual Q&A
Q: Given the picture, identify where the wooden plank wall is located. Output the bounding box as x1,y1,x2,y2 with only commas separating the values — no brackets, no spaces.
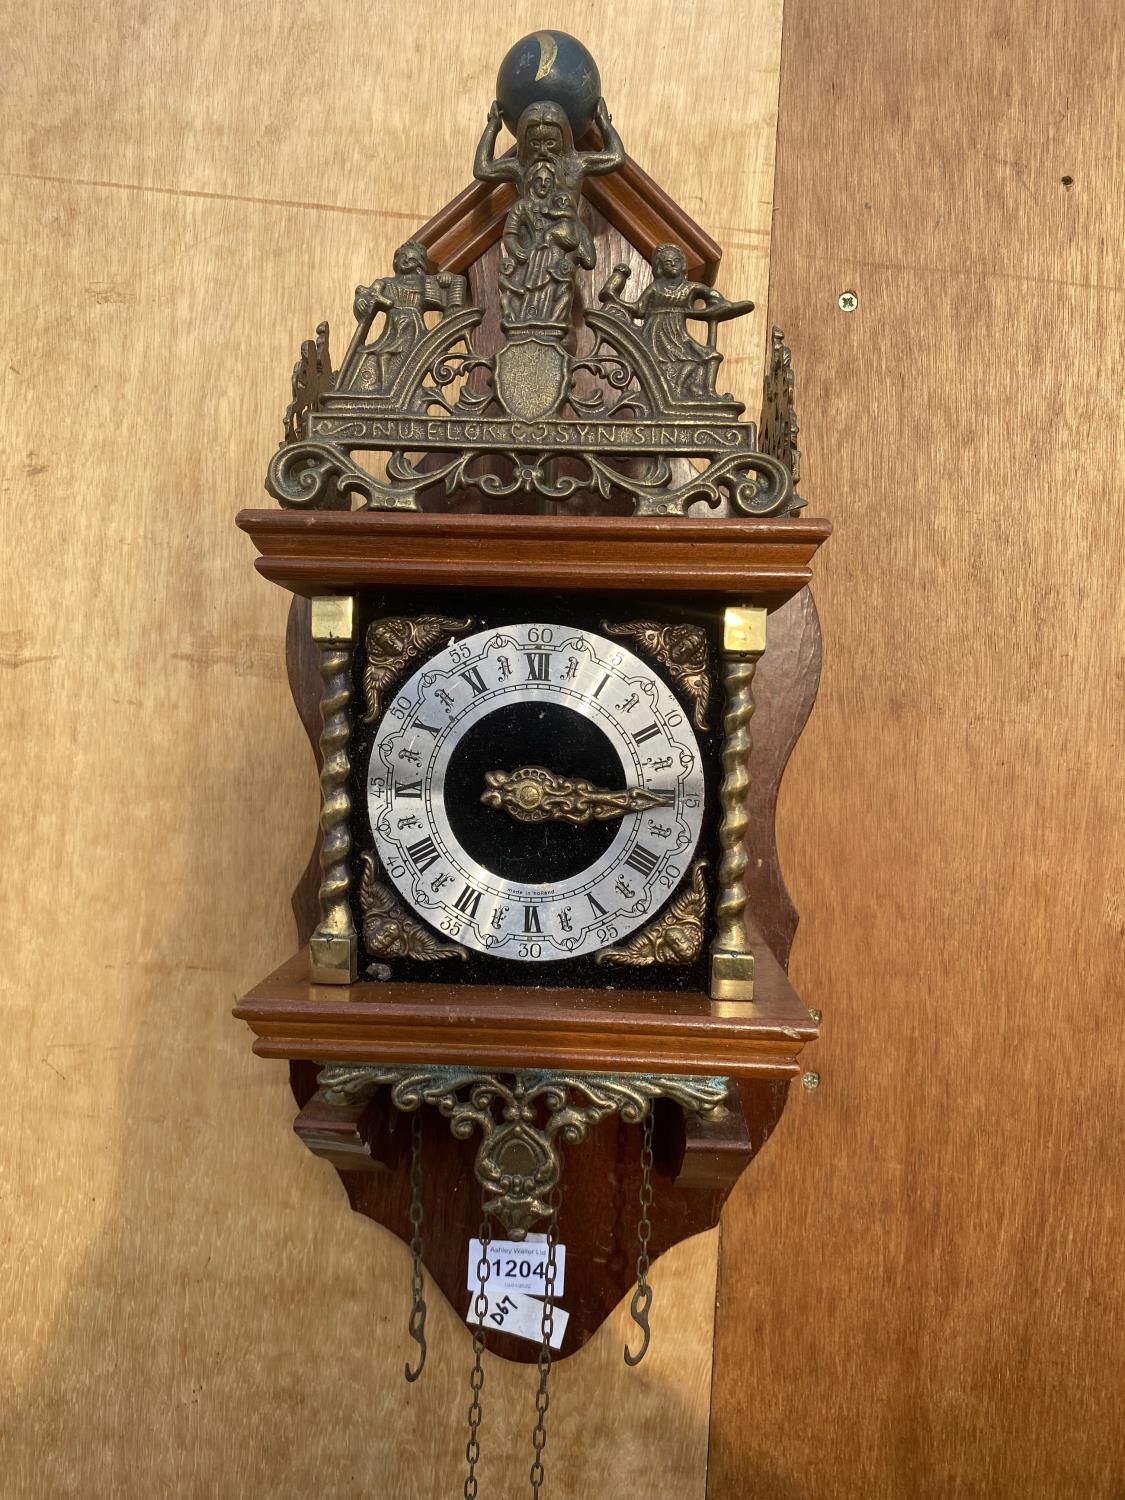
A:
710,2,1125,1495
0,4,783,1496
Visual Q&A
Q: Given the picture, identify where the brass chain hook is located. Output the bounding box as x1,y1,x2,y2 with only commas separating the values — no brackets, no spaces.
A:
404,1110,427,1383
624,1111,654,1367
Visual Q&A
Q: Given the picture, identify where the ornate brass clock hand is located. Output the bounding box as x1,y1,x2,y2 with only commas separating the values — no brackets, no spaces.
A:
481,766,673,825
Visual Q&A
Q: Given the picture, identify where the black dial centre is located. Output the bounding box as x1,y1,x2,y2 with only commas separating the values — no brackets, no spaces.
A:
444,701,626,884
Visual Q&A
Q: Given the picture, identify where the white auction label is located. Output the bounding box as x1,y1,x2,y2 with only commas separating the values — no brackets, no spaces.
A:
467,1235,567,1296
466,1289,569,1350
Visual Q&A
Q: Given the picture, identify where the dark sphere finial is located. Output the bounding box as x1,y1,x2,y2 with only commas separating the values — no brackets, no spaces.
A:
496,31,601,140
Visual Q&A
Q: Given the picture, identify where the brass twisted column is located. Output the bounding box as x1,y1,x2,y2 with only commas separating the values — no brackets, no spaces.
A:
709,606,767,1003
309,596,358,983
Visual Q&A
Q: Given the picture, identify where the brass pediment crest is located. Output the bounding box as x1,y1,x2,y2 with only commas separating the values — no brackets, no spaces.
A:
268,98,803,519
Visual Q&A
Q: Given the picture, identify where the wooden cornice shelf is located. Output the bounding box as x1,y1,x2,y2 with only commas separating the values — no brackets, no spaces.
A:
234,943,817,1078
235,510,831,603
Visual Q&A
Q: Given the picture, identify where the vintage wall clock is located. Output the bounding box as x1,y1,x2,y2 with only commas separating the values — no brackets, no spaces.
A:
234,29,829,1493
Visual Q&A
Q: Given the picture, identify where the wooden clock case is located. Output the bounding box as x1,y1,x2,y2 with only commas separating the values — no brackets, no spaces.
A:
234,137,830,1362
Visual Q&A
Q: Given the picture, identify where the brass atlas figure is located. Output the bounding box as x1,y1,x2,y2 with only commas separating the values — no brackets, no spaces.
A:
477,98,621,337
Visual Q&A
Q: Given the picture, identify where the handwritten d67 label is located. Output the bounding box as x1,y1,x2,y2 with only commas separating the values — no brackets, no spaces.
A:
465,1289,569,1350
467,1235,567,1297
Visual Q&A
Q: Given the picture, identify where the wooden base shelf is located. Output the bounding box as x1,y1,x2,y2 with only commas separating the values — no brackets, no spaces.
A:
234,941,816,1078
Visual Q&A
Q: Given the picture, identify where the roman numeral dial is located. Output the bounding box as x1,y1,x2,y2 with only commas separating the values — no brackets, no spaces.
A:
366,622,706,963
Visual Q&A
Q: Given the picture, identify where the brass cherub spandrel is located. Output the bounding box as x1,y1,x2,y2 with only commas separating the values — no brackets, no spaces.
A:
361,614,474,724
596,861,709,967
358,852,467,967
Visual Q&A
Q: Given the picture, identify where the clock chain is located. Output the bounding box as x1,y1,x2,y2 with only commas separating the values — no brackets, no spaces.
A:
403,1110,428,1383
463,1215,493,1500
528,1189,561,1500
624,1113,655,1367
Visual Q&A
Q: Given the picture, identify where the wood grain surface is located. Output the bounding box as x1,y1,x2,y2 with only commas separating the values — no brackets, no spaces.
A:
236,510,830,598
0,2,784,1495
235,947,816,1076
709,3,1125,1496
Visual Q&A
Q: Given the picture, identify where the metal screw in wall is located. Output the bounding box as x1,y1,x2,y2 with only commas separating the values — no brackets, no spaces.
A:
802,1071,821,1091
837,291,858,312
